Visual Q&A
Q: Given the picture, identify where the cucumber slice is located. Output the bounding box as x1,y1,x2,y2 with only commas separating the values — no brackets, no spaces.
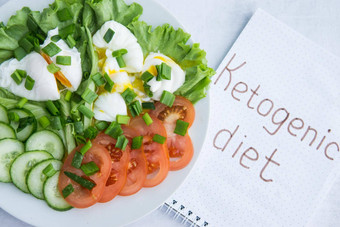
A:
0,139,24,182
10,150,53,193
25,130,65,160
27,159,62,199
43,171,72,211
8,108,37,141
0,104,8,123
0,122,16,139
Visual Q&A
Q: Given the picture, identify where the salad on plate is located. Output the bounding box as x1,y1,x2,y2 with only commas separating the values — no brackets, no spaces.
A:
0,0,214,211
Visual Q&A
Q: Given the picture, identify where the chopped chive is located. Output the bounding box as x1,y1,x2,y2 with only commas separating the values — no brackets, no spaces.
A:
14,47,27,61
80,161,99,176
51,116,62,130
142,102,155,110
152,134,166,144
64,171,96,190
78,104,94,119
24,75,35,90
71,151,83,168
143,83,153,97
65,35,76,48
103,73,114,92
81,88,98,104
42,163,57,177
95,121,109,131
80,140,92,155
121,88,137,104
17,117,35,133
51,35,61,42
160,90,175,107
141,71,154,82
156,65,162,81
32,37,41,52
74,121,84,134
116,115,130,125
116,56,126,68
57,8,72,22
128,100,142,117
142,113,153,126
46,100,59,116
8,112,20,122
58,24,75,39
91,73,106,86
71,93,82,102
11,70,23,85
36,33,46,43
132,136,143,149
115,135,128,150
17,98,28,108
39,116,50,128
75,134,86,145
84,126,98,140
42,42,61,57
159,63,171,80
47,63,61,74
103,28,115,43
174,120,189,136
16,69,27,78
62,184,74,198
56,56,71,65
111,49,128,57
105,121,123,139
19,38,34,53
65,90,72,102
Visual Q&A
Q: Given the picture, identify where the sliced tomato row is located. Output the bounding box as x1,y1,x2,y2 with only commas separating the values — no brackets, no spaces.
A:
58,96,195,208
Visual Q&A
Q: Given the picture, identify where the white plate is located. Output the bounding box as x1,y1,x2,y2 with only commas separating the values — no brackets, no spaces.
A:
0,0,210,226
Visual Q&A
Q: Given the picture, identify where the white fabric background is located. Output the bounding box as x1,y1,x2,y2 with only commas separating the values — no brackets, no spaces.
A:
1,0,340,226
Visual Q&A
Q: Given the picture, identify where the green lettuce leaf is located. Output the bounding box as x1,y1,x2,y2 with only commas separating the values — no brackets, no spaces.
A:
5,7,31,40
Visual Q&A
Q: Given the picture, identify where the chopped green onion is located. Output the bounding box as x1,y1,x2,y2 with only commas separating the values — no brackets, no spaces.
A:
75,134,86,145
8,112,20,122
71,151,83,168
36,33,46,43
105,121,123,139
16,69,27,78
51,35,61,42
47,63,61,74
80,161,99,176
24,75,35,90
81,88,98,104
152,134,166,144
142,113,153,126
84,126,98,140
57,8,72,22
104,73,114,92
46,100,59,116
56,56,71,65
121,88,137,104
17,98,28,108
11,70,23,85
51,116,62,130
62,184,74,198
132,136,143,149
65,90,72,102
141,71,154,82
174,120,189,136
116,115,130,125
32,37,41,52
158,63,171,80
19,38,34,53
143,83,153,97
128,100,142,117
156,65,162,81
115,135,128,150
91,73,106,86
103,28,115,43
39,116,50,128
14,47,27,61
80,140,92,155
78,104,94,119
42,163,57,177
112,49,128,57
160,90,175,107
42,42,61,57
116,56,126,68
95,121,109,131
17,117,35,133
142,102,155,110
64,171,96,190
83,71,90,80
65,35,76,48
58,24,75,39
71,93,82,102
74,121,84,134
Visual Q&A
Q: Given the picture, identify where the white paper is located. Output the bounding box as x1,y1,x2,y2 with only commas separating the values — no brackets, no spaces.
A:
167,8,340,226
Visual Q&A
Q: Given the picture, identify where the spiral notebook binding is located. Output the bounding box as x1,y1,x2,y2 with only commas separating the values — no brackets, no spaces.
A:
159,199,209,227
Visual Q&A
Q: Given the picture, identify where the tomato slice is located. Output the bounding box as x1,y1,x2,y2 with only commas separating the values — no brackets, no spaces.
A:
58,144,111,208
92,133,130,203
150,96,195,170
129,115,169,187
119,126,147,196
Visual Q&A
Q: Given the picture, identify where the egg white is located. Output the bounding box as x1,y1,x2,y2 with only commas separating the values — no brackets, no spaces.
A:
93,92,127,122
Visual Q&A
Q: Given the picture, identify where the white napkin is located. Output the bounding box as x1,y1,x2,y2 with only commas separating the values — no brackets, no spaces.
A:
166,8,340,226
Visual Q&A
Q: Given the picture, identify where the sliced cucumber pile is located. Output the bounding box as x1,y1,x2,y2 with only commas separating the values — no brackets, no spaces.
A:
8,108,37,142
0,122,16,140
0,139,24,182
